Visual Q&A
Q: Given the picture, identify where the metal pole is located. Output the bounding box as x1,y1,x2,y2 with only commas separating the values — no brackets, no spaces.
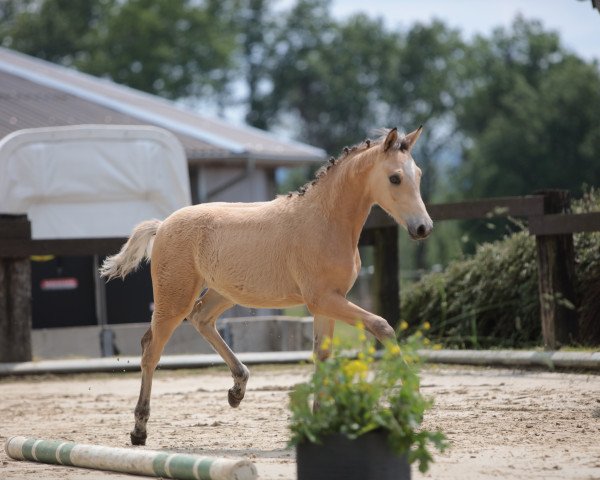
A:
93,255,114,357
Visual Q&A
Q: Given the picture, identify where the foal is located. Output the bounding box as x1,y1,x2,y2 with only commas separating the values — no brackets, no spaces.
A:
101,127,432,445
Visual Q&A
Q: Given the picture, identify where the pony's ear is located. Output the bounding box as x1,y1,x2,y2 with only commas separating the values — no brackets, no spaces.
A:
401,125,423,152
383,128,398,152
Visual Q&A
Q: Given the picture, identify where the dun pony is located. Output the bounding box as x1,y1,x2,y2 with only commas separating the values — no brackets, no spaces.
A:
101,127,432,445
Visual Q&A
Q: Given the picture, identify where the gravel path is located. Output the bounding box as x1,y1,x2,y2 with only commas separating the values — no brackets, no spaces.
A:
1,364,599,479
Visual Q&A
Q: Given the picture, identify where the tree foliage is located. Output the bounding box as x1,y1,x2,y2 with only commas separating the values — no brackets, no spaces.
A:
1,0,237,99
454,17,600,197
262,1,392,153
2,2,599,208
0,0,108,68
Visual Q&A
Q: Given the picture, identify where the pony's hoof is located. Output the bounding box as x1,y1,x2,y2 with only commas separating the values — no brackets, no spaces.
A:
130,431,147,446
228,388,244,408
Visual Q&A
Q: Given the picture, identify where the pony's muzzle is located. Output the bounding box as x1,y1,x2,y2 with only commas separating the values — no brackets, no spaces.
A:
408,221,433,240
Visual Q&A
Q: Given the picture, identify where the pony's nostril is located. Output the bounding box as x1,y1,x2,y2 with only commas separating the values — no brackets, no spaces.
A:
416,225,426,237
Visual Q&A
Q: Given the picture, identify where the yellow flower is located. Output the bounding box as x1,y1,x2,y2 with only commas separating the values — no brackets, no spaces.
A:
356,321,367,341
367,345,376,355
388,344,401,356
399,320,409,331
433,343,443,350
423,321,431,331
423,338,431,346
343,359,369,379
320,336,331,351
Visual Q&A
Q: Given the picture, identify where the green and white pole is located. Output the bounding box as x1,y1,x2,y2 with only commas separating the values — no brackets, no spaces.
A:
5,436,257,480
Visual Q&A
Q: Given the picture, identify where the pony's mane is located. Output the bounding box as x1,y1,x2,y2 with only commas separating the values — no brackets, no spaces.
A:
285,129,406,198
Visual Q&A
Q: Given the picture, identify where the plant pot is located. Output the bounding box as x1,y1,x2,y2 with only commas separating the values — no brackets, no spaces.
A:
296,431,410,480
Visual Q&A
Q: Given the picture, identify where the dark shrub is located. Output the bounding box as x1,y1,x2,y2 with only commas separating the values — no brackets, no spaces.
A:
401,188,600,348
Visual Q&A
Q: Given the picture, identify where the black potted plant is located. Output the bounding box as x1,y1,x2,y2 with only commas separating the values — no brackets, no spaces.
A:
289,324,447,480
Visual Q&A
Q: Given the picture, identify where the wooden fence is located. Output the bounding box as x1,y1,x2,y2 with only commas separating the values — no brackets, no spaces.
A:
2,189,600,362
360,190,600,351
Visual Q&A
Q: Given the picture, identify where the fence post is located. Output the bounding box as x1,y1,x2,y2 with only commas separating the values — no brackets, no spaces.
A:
0,215,33,362
534,190,578,349
372,226,400,331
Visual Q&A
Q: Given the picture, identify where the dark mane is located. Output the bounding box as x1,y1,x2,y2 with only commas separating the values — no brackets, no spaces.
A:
286,138,375,198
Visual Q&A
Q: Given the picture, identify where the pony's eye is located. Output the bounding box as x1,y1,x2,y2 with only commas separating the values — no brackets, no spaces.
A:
389,174,401,185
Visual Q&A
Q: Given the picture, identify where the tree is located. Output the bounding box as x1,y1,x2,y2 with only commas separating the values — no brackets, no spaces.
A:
379,21,466,270
84,0,238,100
0,0,107,65
1,0,238,100
264,0,398,153
454,17,600,198
381,21,465,202
234,0,277,129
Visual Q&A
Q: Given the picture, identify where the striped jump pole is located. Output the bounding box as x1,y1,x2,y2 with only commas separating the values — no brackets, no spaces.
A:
5,436,257,480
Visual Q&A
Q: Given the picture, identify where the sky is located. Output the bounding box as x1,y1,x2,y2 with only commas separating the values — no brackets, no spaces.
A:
330,0,600,62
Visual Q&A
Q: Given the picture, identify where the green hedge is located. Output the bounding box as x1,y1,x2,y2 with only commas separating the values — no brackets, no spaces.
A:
400,188,600,348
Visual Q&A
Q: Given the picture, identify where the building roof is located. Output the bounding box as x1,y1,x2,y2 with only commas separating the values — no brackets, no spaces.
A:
0,47,325,167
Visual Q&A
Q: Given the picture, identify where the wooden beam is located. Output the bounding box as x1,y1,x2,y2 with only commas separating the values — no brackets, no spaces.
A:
0,215,32,362
363,196,546,230
0,214,32,238
363,207,395,230
534,191,579,349
372,226,400,332
529,212,600,235
0,237,127,257
427,195,545,221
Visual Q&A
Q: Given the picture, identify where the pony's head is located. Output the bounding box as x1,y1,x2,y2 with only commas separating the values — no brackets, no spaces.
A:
368,127,433,240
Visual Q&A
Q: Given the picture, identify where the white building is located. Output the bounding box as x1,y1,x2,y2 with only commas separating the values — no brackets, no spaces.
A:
0,47,325,204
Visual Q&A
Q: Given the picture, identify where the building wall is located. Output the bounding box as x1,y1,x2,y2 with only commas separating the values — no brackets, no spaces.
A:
195,165,277,204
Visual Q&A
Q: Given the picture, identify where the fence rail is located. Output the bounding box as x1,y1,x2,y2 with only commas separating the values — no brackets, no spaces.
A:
529,211,600,235
365,194,600,232
0,237,126,257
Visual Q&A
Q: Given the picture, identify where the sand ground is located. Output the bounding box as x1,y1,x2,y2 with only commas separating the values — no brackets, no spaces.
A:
1,363,599,479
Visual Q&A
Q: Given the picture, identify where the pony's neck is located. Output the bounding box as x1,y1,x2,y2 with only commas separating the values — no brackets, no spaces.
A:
308,150,375,246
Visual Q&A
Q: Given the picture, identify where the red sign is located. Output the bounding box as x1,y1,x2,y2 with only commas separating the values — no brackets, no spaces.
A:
40,277,79,291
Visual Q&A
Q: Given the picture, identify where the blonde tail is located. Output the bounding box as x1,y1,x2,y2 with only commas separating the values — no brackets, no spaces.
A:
99,219,161,280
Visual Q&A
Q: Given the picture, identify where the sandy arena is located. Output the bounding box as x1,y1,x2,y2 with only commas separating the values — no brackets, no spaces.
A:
1,363,599,479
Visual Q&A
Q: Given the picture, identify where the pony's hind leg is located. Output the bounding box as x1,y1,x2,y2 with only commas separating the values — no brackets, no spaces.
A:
187,290,250,408
130,278,202,446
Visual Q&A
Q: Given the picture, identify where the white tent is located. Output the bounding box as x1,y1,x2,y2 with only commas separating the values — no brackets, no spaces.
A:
0,125,191,239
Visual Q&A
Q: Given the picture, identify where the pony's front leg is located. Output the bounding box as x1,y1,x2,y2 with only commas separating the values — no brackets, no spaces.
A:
307,293,396,344
312,315,334,411
313,315,335,362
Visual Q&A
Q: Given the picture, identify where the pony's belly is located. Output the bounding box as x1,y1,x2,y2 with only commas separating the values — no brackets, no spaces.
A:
221,289,305,309
209,280,304,309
